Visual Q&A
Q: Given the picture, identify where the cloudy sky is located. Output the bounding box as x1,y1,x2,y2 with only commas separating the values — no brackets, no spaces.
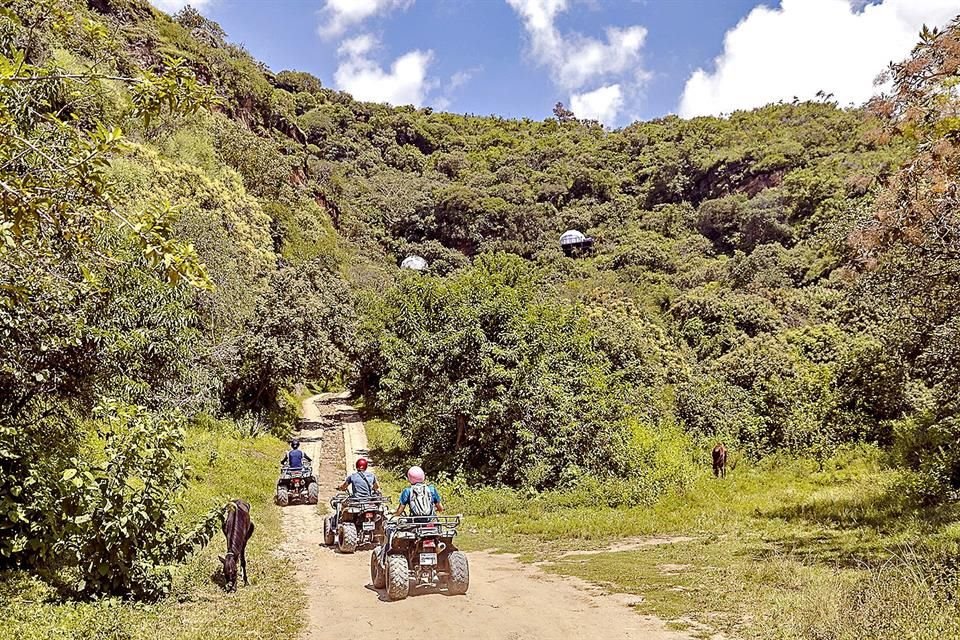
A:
152,0,960,127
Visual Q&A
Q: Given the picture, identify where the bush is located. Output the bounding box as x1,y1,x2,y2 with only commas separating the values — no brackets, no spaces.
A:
1,403,221,599
361,254,693,490
894,410,960,504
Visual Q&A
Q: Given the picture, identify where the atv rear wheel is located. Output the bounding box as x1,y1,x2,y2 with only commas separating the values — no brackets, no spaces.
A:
323,515,335,546
307,482,319,505
370,548,386,589
276,487,289,507
385,553,409,601
446,551,469,595
337,522,358,553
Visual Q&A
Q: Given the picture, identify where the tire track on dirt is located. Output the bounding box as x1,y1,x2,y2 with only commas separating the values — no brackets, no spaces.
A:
281,392,697,640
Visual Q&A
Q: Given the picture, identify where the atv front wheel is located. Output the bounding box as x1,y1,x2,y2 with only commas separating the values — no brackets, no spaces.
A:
370,548,386,589
307,482,319,505
385,553,409,601
323,515,335,546
337,522,358,553
446,551,469,595
276,487,289,507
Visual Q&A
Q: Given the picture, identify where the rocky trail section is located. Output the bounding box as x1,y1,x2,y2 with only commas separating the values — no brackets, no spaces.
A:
279,392,696,640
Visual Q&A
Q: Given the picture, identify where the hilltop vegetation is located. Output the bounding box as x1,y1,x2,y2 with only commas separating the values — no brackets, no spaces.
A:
2,0,960,636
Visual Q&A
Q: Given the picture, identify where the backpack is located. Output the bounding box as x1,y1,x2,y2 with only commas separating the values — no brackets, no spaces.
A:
409,483,434,517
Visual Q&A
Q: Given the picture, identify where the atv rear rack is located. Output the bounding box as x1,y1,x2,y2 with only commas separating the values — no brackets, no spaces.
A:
390,515,461,537
279,464,313,479
330,493,391,509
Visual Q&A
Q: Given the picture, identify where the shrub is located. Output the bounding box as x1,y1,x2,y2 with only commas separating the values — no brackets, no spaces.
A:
2,404,221,599
894,410,960,504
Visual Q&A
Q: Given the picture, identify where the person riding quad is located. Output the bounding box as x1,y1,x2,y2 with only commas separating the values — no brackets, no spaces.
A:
281,438,312,468
338,458,380,498
331,458,381,531
394,466,443,518
380,466,444,559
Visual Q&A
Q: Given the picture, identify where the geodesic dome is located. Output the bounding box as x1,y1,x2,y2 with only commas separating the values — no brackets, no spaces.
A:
400,255,429,271
559,230,587,246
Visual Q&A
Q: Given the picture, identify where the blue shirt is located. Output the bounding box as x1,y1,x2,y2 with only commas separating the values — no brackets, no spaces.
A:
285,449,306,468
345,471,377,498
399,484,441,512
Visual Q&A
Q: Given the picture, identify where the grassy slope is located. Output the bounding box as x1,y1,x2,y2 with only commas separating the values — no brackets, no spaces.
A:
364,412,960,640
0,429,303,640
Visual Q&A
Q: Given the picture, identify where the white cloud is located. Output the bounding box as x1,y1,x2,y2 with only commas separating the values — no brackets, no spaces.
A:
448,69,475,92
679,0,960,117
337,33,377,58
430,68,480,112
334,35,434,106
318,0,413,39
506,0,648,91
150,0,213,12
570,84,624,125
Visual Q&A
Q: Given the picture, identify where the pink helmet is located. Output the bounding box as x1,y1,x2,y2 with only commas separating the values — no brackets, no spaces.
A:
406,466,425,484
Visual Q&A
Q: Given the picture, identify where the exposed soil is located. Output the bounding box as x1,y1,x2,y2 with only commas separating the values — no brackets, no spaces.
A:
279,393,695,640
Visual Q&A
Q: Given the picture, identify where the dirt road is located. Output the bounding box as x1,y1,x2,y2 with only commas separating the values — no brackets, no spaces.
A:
281,393,694,640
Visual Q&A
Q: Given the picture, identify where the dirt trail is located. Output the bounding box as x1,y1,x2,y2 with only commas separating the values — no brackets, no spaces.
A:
281,392,695,640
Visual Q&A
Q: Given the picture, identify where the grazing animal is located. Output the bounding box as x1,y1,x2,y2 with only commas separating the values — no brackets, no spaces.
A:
712,443,727,479
220,499,255,590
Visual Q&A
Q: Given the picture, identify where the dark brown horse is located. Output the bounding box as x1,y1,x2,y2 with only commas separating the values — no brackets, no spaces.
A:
219,499,255,590
712,443,727,479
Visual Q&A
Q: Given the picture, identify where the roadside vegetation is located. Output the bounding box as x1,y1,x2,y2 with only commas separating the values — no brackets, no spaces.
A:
366,417,960,639
0,426,301,640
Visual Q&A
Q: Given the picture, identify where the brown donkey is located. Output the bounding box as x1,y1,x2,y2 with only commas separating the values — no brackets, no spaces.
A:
712,443,727,479
219,499,255,590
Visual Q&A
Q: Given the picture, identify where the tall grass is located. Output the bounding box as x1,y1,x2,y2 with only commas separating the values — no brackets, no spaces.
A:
364,411,960,638
0,427,303,640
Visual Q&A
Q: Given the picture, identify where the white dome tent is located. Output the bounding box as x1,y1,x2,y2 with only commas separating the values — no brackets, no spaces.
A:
559,229,595,257
400,255,429,272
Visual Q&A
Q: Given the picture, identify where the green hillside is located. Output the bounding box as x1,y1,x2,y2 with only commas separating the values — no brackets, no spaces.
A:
2,1,960,638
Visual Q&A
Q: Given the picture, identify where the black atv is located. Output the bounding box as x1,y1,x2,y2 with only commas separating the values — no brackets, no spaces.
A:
370,515,469,601
275,464,319,506
324,493,390,553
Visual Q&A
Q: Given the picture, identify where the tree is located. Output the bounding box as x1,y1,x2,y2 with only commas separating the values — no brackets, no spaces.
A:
852,18,960,498
0,2,223,589
226,259,357,427
552,101,576,123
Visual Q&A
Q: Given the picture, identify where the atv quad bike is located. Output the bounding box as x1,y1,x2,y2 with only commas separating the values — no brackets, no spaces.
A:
371,515,468,601
275,463,319,506
324,493,390,553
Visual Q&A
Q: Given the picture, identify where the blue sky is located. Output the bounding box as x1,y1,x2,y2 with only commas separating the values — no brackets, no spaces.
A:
156,0,960,127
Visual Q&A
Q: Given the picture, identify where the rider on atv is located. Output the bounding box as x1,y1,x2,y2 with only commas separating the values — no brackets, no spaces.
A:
330,458,381,530
281,438,312,468
338,458,380,498
380,465,444,560
394,466,443,517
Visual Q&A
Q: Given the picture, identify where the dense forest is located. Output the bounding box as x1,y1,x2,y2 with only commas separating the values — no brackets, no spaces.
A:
2,0,960,615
